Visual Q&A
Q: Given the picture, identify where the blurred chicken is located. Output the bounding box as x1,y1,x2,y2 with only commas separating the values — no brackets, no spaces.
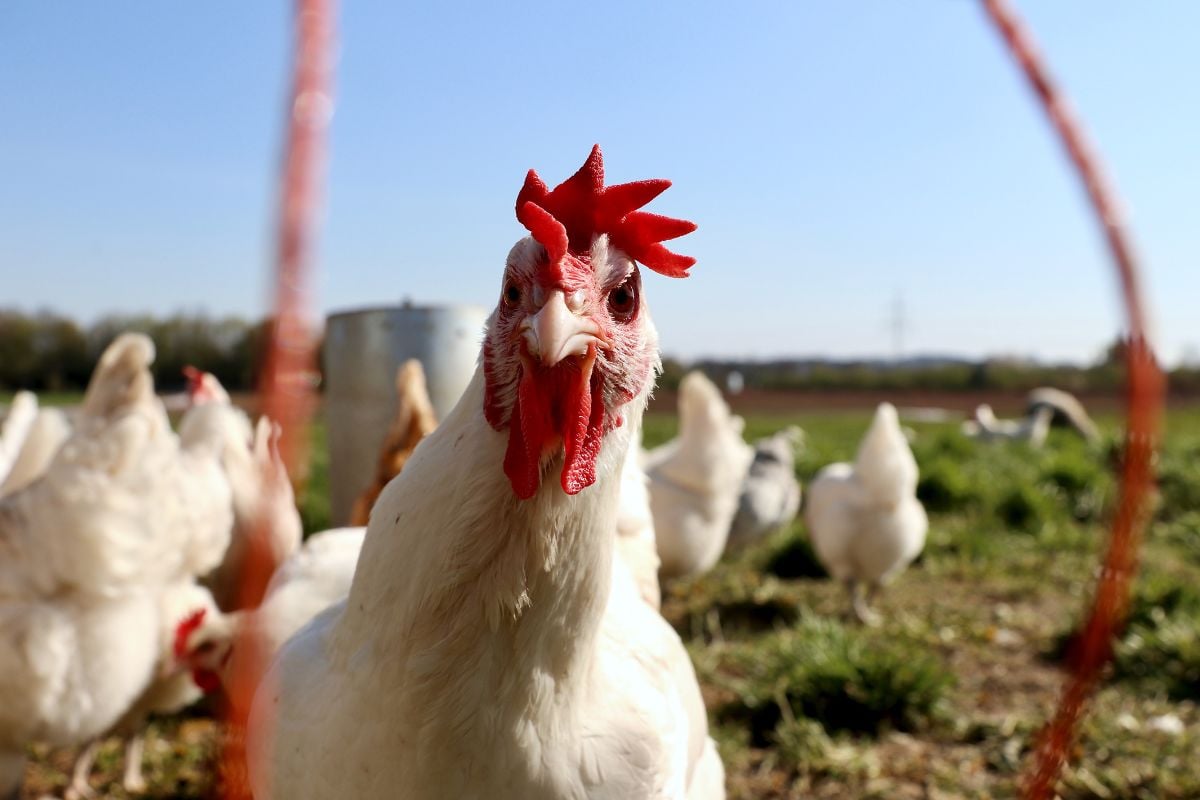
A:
0,334,233,800
66,582,220,799
179,527,366,697
0,391,37,486
806,403,927,625
726,426,803,552
1026,386,1100,443
647,371,753,579
962,403,1053,447
0,405,71,497
350,359,438,526
615,421,662,608
179,368,303,611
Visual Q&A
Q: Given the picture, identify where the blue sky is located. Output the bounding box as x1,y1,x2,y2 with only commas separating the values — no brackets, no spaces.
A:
1,2,1196,364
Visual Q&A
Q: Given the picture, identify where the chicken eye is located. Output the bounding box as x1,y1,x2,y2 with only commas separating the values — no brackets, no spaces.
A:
607,278,638,321
503,281,522,307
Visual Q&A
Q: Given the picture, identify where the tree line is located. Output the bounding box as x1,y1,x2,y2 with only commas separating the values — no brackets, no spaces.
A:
2,309,1197,396
0,310,270,392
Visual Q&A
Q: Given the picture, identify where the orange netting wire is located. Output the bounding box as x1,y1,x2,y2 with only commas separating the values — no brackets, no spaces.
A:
978,1,1166,798
220,0,337,797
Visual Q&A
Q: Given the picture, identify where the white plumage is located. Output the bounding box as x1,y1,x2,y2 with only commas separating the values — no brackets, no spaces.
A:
726,426,803,552
616,421,663,609
247,220,722,798
0,334,234,800
181,399,303,612
180,526,366,693
961,403,1053,448
0,391,38,487
0,404,71,497
805,403,927,625
647,371,753,579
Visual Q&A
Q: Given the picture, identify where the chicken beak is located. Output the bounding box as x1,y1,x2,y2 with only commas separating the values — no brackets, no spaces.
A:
521,290,607,367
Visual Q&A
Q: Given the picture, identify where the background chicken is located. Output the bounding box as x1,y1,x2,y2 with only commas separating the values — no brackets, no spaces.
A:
349,359,438,526
615,420,662,609
247,146,723,800
66,582,220,799
647,370,753,579
805,402,928,625
0,334,233,800
179,369,304,611
179,526,366,696
726,425,803,552
0,403,71,497
0,391,37,486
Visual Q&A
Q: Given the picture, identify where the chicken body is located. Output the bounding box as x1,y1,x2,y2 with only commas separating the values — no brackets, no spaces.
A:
0,406,71,497
250,374,718,799
0,391,37,486
0,334,233,799
805,403,927,624
616,421,663,608
726,426,802,551
249,148,721,799
647,371,752,579
183,526,367,693
178,378,303,611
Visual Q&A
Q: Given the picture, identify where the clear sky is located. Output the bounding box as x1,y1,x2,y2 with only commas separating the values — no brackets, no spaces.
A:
1,2,1196,365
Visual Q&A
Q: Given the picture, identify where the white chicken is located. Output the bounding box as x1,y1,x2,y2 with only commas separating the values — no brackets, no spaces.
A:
616,420,663,609
66,582,220,799
178,526,366,696
0,405,71,497
0,334,233,800
179,369,304,611
805,402,928,625
961,403,1053,448
726,426,803,552
0,390,38,486
646,371,753,579
247,146,724,800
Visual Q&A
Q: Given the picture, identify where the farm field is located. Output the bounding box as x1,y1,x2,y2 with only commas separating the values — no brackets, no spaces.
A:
15,398,1200,799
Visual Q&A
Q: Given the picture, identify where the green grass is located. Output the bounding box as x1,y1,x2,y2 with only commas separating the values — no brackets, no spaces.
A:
17,398,1200,798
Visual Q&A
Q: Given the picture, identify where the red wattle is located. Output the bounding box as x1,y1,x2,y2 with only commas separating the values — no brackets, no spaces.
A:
561,349,604,495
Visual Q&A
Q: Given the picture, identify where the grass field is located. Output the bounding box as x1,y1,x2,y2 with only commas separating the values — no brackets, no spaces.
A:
16,398,1200,799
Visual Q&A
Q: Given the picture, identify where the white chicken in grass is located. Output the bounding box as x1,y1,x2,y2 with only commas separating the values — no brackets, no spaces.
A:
805,403,928,625
0,333,234,800
0,405,71,497
0,391,38,486
726,426,803,552
179,368,304,611
647,371,753,580
247,146,724,800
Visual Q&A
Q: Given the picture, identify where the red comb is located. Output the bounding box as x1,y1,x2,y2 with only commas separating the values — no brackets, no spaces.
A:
516,145,697,278
173,608,207,661
183,365,204,399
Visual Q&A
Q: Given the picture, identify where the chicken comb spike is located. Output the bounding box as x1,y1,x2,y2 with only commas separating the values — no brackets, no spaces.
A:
183,365,204,399
173,608,208,661
515,145,697,278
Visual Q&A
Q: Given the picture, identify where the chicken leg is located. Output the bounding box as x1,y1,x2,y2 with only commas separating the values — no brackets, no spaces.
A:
849,580,882,627
63,740,99,800
122,734,147,794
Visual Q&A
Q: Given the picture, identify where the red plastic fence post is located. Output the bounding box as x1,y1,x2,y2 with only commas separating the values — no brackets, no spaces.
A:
978,2,1166,798
221,0,337,797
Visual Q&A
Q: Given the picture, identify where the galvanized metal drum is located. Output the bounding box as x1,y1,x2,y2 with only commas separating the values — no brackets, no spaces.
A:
323,303,489,525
